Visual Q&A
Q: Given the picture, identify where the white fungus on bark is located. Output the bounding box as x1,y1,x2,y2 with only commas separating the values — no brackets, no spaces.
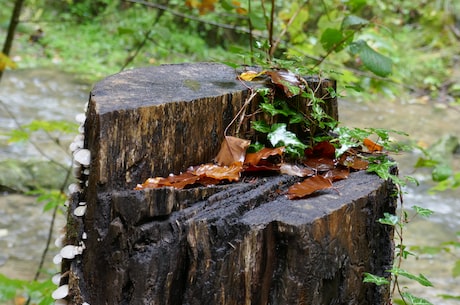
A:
73,149,91,166
68,183,81,194
74,205,87,217
75,113,86,124
52,284,69,300
60,245,79,259
52,273,61,285
53,253,63,265
54,234,65,248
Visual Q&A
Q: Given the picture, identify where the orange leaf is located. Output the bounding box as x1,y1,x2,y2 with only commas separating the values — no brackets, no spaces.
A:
338,152,369,170
244,147,284,166
363,138,383,153
166,172,201,189
305,141,336,159
215,136,250,166
193,162,243,182
323,166,350,181
287,175,333,199
304,157,335,172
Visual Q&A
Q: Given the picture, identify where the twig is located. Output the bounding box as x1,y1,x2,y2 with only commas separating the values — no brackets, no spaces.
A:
269,2,305,58
0,0,25,82
125,0,251,33
0,100,70,171
120,0,166,71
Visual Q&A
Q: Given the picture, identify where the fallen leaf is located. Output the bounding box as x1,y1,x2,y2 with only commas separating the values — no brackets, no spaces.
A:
338,152,369,170
243,162,280,173
238,70,265,81
304,141,336,171
304,157,335,172
215,136,250,166
193,162,243,182
280,163,315,177
244,146,284,166
265,70,302,97
305,141,336,159
165,172,201,189
323,166,350,181
363,138,383,152
287,175,333,199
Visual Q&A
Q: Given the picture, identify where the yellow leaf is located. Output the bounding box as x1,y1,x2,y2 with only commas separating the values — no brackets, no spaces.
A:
0,52,17,71
238,70,265,81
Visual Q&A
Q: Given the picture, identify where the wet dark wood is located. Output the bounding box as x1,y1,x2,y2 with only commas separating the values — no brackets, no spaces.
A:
63,63,395,305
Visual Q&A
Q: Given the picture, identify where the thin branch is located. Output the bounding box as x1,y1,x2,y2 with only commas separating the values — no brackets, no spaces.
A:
0,0,26,82
311,29,358,70
120,0,166,71
125,0,251,33
268,0,275,60
0,100,70,171
247,0,254,64
269,2,305,58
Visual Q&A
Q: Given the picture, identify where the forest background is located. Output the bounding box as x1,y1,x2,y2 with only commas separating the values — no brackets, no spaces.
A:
0,0,459,304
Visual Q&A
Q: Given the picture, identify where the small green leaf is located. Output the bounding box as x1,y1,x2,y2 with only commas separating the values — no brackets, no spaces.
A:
366,157,397,180
349,40,393,77
247,142,264,153
401,292,434,305
378,212,399,226
268,123,307,157
362,273,389,285
249,12,267,30
341,15,369,30
432,164,452,182
8,129,30,143
251,120,271,133
438,294,460,300
268,124,306,148
221,0,235,10
414,158,438,168
389,267,433,287
320,28,350,52
412,205,434,218
453,260,460,278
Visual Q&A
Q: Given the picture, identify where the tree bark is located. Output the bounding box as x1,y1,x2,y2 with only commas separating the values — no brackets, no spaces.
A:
61,63,395,305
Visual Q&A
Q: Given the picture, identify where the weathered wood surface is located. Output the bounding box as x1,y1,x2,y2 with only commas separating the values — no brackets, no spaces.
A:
63,63,395,305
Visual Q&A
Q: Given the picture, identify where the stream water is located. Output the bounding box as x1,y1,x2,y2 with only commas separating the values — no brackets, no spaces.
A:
0,68,458,304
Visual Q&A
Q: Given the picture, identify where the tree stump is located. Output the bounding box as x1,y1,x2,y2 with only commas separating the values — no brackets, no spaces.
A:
62,63,395,305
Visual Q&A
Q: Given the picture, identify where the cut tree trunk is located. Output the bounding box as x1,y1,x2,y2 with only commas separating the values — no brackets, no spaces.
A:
61,63,395,305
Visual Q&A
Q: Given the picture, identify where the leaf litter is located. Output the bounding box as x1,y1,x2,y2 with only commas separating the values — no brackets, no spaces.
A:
135,69,390,199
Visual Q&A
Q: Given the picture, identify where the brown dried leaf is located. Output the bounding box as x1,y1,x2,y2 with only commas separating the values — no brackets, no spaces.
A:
323,166,350,181
215,136,250,166
265,70,302,97
244,147,284,166
304,157,335,172
193,162,243,182
305,141,336,159
279,163,315,177
363,138,383,153
338,152,369,170
287,175,333,199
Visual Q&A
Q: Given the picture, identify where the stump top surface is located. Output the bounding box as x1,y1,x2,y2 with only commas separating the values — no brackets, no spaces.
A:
91,62,247,114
